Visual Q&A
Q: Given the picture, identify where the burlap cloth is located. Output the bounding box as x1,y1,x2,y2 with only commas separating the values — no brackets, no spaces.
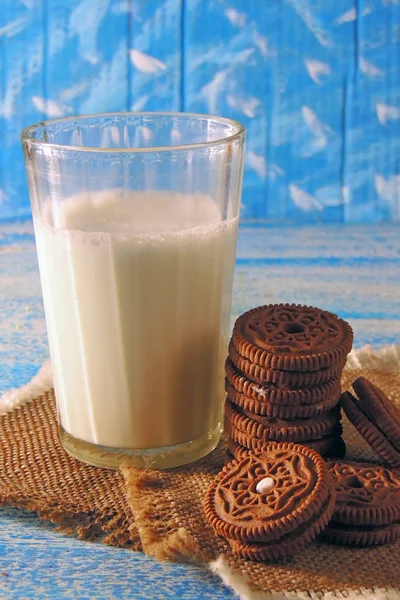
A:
1,346,400,599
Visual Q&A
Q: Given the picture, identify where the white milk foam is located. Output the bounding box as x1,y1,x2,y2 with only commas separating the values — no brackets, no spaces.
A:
35,190,238,449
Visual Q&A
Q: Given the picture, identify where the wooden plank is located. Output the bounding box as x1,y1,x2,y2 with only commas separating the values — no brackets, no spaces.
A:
0,0,184,222
341,1,400,223
184,0,400,223
0,0,45,219
1,0,400,223
1,222,399,391
0,0,134,219
129,0,183,111
0,221,399,596
183,0,348,223
184,0,270,219
269,0,346,224
45,0,130,116
0,507,233,599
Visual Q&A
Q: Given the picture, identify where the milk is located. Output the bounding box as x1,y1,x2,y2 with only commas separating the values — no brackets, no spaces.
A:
34,190,238,449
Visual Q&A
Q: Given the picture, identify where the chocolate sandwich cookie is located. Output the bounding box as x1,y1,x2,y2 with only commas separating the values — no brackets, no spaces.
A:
353,378,400,448
225,399,342,443
227,438,250,461
204,443,335,560
231,304,353,372
228,491,336,561
227,437,250,461
225,358,340,406
229,341,346,388
341,379,400,468
242,404,341,426
322,521,400,547
229,426,346,459
322,460,400,546
226,380,341,420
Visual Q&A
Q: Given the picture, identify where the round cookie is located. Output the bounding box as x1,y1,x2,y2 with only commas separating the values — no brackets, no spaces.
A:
327,460,400,526
231,304,353,372
341,391,400,468
225,399,342,443
242,404,341,427
227,437,250,461
322,460,400,546
204,443,332,544
229,341,346,388
226,380,341,419
229,426,346,459
229,491,336,561
322,522,400,547
225,357,340,406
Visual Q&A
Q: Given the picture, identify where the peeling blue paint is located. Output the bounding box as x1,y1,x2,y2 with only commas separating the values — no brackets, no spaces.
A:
1,0,399,223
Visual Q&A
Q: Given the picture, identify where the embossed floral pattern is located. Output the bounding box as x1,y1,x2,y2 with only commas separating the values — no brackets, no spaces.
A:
215,450,317,526
329,462,400,508
243,305,344,354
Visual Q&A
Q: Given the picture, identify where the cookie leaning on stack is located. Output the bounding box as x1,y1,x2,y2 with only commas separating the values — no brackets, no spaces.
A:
225,304,353,460
341,377,400,468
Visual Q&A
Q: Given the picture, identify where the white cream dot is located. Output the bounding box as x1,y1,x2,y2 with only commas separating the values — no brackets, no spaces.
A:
256,477,275,494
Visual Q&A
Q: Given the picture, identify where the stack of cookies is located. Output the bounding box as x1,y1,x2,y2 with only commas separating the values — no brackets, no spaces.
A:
205,306,400,559
225,304,354,461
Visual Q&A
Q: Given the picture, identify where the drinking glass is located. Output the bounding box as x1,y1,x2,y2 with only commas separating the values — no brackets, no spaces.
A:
22,112,245,469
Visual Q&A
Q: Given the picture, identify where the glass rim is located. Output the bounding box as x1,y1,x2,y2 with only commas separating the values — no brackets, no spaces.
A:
21,111,245,154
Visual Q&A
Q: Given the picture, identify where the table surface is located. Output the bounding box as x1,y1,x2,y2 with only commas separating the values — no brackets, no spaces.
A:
1,220,399,599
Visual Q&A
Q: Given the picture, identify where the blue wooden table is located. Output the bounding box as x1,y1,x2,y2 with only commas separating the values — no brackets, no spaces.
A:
1,220,399,599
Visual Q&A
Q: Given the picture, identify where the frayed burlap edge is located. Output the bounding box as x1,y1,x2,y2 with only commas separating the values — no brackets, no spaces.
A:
0,389,140,549
209,557,400,600
0,361,52,414
122,467,207,564
2,346,400,598
0,492,136,546
121,459,400,600
208,556,400,600
344,345,400,372
121,345,400,600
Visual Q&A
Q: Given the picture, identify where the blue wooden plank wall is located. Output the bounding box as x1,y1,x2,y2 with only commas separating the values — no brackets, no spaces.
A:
1,0,399,223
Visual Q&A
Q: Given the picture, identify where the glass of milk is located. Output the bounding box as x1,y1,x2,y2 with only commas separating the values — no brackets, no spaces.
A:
21,113,245,469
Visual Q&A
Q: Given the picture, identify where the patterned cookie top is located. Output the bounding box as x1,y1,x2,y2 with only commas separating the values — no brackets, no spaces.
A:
327,460,400,526
204,442,330,543
232,304,353,371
